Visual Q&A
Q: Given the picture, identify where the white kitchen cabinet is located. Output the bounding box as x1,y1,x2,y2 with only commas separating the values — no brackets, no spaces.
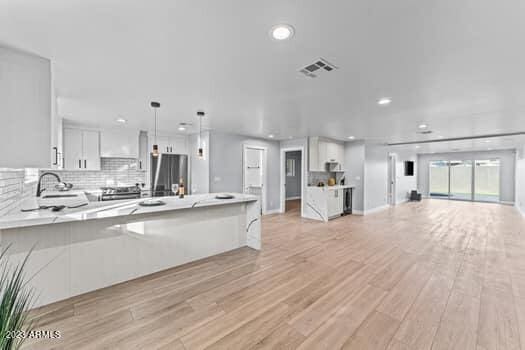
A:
151,134,188,154
100,130,139,158
318,140,328,169
309,137,345,172
63,128,100,170
63,128,83,170
155,136,170,153
309,137,320,171
138,131,148,171
82,131,100,170
304,186,347,221
327,189,344,218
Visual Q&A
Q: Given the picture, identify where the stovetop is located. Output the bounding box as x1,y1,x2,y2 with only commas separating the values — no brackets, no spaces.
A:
100,186,141,195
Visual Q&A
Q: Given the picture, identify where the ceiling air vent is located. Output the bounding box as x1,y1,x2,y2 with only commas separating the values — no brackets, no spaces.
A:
299,58,338,78
418,130,433,135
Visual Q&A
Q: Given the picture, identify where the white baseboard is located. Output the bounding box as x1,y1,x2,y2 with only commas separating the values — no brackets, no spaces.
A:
501,201,515,206
363,204,390,215
517,205,525,217
352,210,364,216
396,198,409,205
264,209,281,215
286,196,301,200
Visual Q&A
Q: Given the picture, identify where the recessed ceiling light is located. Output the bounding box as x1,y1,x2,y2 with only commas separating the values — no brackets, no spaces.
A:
484,139,491,143
438,135,444,138
116,117,127,124
418,124,428,129
377,97,391,105
415,145,420,149
270,24,294,40
347,136,355,140
268,134,274,138
178,125,186,131
487,148,493,150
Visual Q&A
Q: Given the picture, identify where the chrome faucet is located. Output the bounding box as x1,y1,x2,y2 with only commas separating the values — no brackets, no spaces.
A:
36,172,65,197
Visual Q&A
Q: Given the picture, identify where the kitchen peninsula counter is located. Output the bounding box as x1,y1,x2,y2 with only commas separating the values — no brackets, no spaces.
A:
0,193,261,307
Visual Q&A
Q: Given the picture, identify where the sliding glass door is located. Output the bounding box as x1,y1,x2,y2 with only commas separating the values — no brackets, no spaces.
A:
474,159,500,202
428,158,500,202
449,160,472,200
429,161,449,198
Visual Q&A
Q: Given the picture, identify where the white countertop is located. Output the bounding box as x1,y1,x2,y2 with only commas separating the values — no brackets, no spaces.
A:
307,185,355,191
0,193,258,230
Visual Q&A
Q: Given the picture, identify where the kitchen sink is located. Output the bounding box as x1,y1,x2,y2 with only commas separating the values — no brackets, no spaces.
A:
39,191,89,208
41,194,79,199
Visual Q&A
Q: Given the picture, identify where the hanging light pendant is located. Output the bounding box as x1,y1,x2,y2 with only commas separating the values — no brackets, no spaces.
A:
151,101,161,157
197,111,205,158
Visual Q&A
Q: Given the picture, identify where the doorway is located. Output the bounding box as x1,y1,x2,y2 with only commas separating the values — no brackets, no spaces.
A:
242,145,267,213
280,147,305,216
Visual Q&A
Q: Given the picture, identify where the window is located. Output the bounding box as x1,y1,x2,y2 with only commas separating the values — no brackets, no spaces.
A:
429,160,449,198
428,158,501,202
286,159,295,177
474,159,500,202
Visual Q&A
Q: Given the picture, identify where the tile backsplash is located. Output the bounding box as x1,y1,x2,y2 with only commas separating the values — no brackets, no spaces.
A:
308,171,344,186
0,169,38,216
39,158,147,191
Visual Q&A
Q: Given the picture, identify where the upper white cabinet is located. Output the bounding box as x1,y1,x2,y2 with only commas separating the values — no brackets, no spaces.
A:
151,134,188,155
309,137,344,171
138,131,148,171
309,137,321,171
63,128,100,170
100,130,139,158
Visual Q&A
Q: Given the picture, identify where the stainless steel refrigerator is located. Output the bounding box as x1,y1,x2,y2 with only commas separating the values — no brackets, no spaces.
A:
150,153,189,197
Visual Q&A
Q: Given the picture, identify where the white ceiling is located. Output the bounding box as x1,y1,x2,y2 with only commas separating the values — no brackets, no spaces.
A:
2,0,525,149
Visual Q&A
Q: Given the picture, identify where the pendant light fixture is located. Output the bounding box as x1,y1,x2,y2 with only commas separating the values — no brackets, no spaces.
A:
151,101,160,157
197,111,205,158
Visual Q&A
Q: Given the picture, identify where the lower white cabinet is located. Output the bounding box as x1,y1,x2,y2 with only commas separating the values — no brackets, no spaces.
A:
304,186,346,222
327,189,344,218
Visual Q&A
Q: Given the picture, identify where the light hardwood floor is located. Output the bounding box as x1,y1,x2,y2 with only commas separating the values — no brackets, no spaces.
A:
285,199,301,215
23,199,525,349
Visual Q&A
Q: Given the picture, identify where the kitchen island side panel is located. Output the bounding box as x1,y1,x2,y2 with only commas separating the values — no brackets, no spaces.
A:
0,201,260,308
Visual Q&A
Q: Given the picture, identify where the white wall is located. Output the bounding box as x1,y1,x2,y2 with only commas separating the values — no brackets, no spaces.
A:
417,149,516,203
209,131,280,212
364,144,389,212
189,131,210,194
393,150,418,203
0,46,51,168
516,145,525,216
343,141,365,212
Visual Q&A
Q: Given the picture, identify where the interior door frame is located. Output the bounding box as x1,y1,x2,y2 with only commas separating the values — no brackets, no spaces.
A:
242,144,268,214
280,146,305,216
387,153,397,205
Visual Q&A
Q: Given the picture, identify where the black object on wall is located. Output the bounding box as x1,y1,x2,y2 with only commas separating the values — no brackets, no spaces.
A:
404,161,415,176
